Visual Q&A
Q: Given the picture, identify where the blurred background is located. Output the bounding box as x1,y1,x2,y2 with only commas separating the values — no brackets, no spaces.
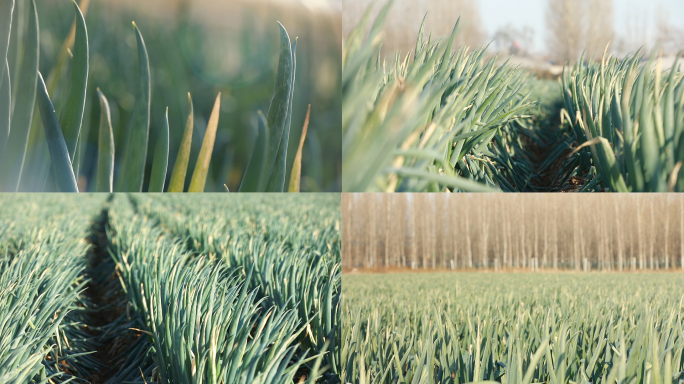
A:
343,0,684,77
22,0,341,192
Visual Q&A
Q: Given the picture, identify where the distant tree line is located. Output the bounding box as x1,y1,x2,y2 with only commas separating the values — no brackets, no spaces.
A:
342,0,485,54
342,193,684,271
343,0,684,65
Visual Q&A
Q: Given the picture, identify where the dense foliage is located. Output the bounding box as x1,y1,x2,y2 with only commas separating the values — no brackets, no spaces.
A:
0,193,341,383
1,0,341,192
560,53,684,192
343,272,684,384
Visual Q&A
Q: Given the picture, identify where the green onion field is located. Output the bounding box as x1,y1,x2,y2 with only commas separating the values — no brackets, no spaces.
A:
342,272,684,384
0,193,341,383
342,1,684,192
1,0,341,192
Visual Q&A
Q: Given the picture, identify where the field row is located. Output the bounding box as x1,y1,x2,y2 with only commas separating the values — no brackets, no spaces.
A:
0,194,341,383
342,273,684,384
342,2,684,192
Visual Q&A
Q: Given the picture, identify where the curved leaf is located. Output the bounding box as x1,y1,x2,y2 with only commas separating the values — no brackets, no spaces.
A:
35,72,77,192
24,0,89,192
391,167,499,192
168,93,193,192
188,93,220,192
288,104,310,192
266,37,297,192
0,0,38,192
119,22,151,192
0,0,13,90
46,0,90,96
95,89,114,192
263,22,294,191
0,60,9,160
59,0,89,160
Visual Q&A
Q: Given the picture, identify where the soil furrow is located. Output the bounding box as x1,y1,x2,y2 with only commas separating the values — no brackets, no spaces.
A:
80,195,143,384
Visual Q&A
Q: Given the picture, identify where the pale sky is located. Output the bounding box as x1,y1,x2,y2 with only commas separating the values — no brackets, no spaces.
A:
283,0,342,13
478,0,684,54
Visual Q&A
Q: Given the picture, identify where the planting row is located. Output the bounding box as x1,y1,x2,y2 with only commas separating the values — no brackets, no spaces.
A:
342,2,581,192
0,195,106,382
0,194,340,383
131,193,342,380
342,1,684,192
561,53,684,192
343,272,684,384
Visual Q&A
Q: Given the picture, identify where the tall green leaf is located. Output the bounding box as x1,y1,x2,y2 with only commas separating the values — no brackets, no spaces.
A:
5,0,20,96
35,72,78,192
21,0,89,192
266,38,297,192
59,0,89,161
0,60,9,159
663,54,679,169
168,93,193,192
95,89,114,192
40,0,88,191
45,0,90,97
288,104,309,192
263,22,294,191
0,0,38,192
0,0,13,91
188,93,220,192
119,22,151,192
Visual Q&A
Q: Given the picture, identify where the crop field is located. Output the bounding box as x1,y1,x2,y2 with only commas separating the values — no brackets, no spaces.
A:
1,0,341,192
341,1,684,192
0,193,341,383
342,272,684,384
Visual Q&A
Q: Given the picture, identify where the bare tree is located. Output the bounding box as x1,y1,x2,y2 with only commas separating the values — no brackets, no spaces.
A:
655,5,684,55
614,198,623,271
521,202,527,268
480,207,488,268
343,0,485,55
532,204,539,268
500,195,509,268
441,194,449,268
636,196,644,269
664,198,670,270
586,0,615,59
649,198,655,269
465,202,472,268
573,198,579,270
450,195,459,269
342,194,352,269
410,195,417,268
616,6,651,56
546,0,586,64
343,194,684,272
553,199,558,269
384,194,391,267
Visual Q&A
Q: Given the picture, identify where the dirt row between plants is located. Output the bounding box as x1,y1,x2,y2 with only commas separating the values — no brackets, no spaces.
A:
80,195,145,383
